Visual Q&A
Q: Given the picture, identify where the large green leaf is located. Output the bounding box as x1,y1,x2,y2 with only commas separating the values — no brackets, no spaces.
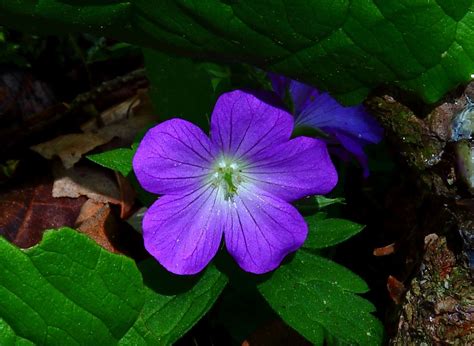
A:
0,228,145,345
119,260,228,345
1,1,474,103
258,251,383,345
0,228,228,345
0,319,34,346
144,49,217,130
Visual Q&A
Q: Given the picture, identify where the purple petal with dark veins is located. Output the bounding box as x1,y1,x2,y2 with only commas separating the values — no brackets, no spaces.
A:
224,185,307,274
133,119,215,195
143,184,226,275
209,90,294,160
244,136,337,201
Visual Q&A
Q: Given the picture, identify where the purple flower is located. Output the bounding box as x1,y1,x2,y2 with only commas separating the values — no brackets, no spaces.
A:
133,90,337,275
270,75,383,177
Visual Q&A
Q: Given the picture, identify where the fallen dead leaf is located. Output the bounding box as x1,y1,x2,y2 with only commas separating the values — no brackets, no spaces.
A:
53,163,121,205
373,243,396,256
52,163,135,218
81,89,155,146
74,199,148,258
0,176,86,248
32,89,155,169
115,172,136,219
31,132,110,169
387,275,406,305
75,200,118,253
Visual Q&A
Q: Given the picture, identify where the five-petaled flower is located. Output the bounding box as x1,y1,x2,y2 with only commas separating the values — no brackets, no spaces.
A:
270,74,383,177
133,90,337,275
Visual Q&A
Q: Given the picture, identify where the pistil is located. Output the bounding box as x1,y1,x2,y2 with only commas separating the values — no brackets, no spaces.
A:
212,159,243,200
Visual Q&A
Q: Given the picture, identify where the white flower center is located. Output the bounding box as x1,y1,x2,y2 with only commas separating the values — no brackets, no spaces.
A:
211,158,244,200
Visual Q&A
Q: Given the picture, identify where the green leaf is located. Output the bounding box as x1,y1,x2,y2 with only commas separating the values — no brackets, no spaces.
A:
304,217,365,249
119,260,228,345
314,195,345,209
0,228,228,345
87,144,157,207
258,252,383,345
144,48,217,130
0,228,145,345
0,319,34,346
88,147,135,177
2,1,474,103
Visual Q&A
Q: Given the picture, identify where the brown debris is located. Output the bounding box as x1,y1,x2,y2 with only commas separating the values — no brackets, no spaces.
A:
115,172,136,219
31,132,110,169
387,275,406,305
53,164,122,205
52,163,135,218
75,200,119,253
392,234,474,345
80,89,155,147
1,68,148,153
0,177,85,248
373,243,396,256
242,319,310,346
74,199,148,259
31,89,155,169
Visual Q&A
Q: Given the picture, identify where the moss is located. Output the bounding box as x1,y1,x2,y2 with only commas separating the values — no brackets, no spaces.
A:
365,96,446,170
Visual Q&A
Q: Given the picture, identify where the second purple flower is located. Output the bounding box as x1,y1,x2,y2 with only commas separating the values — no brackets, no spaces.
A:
133,90,337,275
270,74,383,177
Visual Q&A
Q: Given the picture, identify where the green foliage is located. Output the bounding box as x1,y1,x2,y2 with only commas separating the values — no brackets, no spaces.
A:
2,1,474,103
87,143,156,206
120,260,228,345
304,215,365,249
143,49,221,131
314,195,345,209
258,251,383,345
0,228,144,344
0,228,227,345
0,26,36,67
88,147,135,177
0,320,33,346
85,37,140,64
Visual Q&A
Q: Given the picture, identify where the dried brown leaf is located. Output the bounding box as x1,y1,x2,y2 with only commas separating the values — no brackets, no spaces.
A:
53,164,121,205
115,172,136,219
74,199,148,258
32,90,155,169
373,243,396,256
31,132,110,169
0,177,85,248
387,275,406,305
75,200,119,253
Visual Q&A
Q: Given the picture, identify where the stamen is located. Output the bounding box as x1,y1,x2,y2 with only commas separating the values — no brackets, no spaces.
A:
211,157,244,200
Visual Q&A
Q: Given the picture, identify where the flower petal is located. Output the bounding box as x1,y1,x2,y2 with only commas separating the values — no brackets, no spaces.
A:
295,92,383,144
210,90,293,159
268,73,289,99
244,137,338,201
224,186,307,274
133,119,214,195
143,185,225,275
333,131,371,177
288,80,320,115
269,74,319,115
